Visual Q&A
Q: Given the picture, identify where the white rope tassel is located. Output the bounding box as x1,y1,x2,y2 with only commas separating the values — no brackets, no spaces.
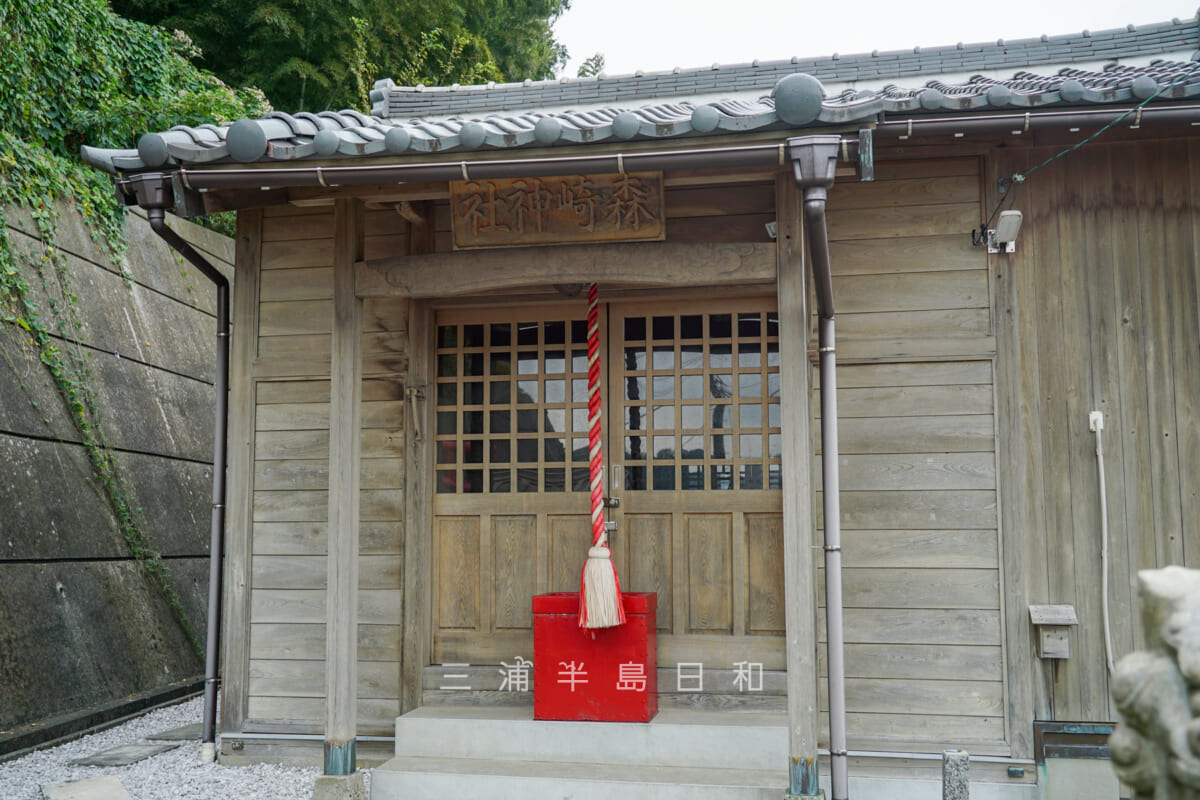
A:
582,546,622,628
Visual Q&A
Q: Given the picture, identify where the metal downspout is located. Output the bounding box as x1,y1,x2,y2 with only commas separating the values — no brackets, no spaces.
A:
120,174,230,763
790,134,849,800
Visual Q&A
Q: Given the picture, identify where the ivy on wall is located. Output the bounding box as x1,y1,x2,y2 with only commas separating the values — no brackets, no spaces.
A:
0,0,270,656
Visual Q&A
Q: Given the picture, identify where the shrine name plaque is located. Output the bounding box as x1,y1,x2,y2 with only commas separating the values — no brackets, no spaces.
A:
450,172,665,249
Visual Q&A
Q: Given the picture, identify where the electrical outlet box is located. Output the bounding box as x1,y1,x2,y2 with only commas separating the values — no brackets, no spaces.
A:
1030,605,1079,659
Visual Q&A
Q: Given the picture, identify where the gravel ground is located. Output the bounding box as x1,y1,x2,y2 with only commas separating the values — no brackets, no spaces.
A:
0,697,335,800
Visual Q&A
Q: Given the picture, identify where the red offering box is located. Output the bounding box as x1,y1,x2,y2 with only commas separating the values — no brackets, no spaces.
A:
532,592,658,722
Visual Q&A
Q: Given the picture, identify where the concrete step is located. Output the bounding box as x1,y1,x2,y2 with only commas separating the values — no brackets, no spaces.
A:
392,705,787,771
371,755,787,800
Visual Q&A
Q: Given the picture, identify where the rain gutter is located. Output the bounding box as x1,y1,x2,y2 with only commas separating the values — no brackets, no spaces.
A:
788,134,849,800
116,172,230,764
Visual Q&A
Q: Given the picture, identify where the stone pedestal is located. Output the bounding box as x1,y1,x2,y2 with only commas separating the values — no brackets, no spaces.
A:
312,772,366,800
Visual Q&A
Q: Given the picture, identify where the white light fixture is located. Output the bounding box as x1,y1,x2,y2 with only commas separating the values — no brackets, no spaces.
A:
764,220,778,240
987,209,1023,253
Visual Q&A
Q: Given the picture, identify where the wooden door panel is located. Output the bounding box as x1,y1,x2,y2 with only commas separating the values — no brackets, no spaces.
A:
548,514,593,593
435,516,480,631
685,513,735,634
624,514,673,632
746,513,786,635
492,515,536,630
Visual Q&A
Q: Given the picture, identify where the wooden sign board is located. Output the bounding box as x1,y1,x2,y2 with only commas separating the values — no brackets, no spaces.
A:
450,172,665,249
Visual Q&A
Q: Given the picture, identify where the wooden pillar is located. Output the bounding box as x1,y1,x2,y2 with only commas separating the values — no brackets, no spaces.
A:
325,199,363,774
776,173,821,796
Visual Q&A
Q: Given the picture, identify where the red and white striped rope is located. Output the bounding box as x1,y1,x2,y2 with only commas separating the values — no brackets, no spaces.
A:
586,283,606,550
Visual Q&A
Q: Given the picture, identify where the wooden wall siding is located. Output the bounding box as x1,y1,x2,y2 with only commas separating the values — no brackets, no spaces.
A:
992,137,1200,727
241,203,408,736
825,159,990,358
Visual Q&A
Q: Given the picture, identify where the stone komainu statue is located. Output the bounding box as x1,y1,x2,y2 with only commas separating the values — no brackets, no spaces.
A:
1110,566,1200,799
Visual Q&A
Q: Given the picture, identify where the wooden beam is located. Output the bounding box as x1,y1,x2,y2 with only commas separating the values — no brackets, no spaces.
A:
220,208,262,738
776,173,820,792
324,199,364,773
401,300,434,713
356,241,775,298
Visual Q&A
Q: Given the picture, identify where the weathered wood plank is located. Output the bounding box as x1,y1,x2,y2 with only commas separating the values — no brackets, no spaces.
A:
833,270,989,314
222,206,263,735
829,235,984,276
356,242,774,298
362,297,409,333
253,521,400,555
827,175,979,211
249,659,400,698
402,298,430,713
816,568,1000,610
746,513,785,635
260,267,334,302
813,452,995,492
249,623,401,661
832,415,995,454
492,515,536,631
840,530,997,568
823,385,993,418
835,309,991,341
821,677,1003,717
826,203,979,242
254,458,402,491
262,214,335,243
261,240,334,270
250,589,402,625
871,157,981,182
435,516,480,631
686,514,733,634
246,697,398,735
259,300,332,336
821,608,1001,645
816,490,997,530
255,334,333,366
831,712,1007,753
822,643,1002,682
821,361,992,389
252,555,402,590
624,514,673,632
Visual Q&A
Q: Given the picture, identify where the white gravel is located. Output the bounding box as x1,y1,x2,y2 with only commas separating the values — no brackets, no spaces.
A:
0,697,332,800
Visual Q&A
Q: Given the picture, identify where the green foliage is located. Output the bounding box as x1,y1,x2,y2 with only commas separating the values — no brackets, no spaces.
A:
0,0,267,658
577,53,606,78
112,0,570,112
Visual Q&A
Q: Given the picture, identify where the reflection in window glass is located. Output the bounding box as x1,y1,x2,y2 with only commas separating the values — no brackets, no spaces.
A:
490,410,510,434
653,376,675,400
490,353,511,376
768,373,780,398
517,322,538,346
517,351,538,375
625,466,647,490
463,411,484,434
624,317,646,341
766,313,779,338
544,321,566,345
709,314,732,339
710,434,732,459
738,312,761,338
517,468,538,492
437,354,457,377
739,343,761,368
652,316,674,340
681,435,703,459
463,382,483,405
681,405,703,429
572,350,588,373
517,409,538,433
711,344,732,369
545,350,565,374
739,373,762,398
491,440,511,463
740,404,762,428
544,468,566,492
680,315,703,339
625,436,647,460
768,402,781,428
517,439,538,462
681,375,703,399
571,320,588,343
740,434,762,459
463,324,484,347
769,463,782,489
653,435,674,459
437,441,456,464
572,378,589,403
710,405,731,430
490,469,511,492
462,440,484,463
740,464,763,490
682,464,704,489
464,353,484,377
652,405,675,429
491,381,511,404
573,408,589,433
711,464,733,490
767,341,780,367
652,346,674,370
437,384,457,406
437,326,457,348
680,345,703,369
624,347,646,371
710,374,733,399
572,467,590,491
572,438,589,462
437,470,456,493
653,466,675,490
517,380,538,404
463,469,484,492
544,408,565,433
437,411,456,435
624,376,646,401
769,433,782,459
490,323,511,347
544,438,566,462
625,406,646,431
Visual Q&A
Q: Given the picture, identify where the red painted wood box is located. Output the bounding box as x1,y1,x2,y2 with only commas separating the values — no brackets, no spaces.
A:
532,592,658,722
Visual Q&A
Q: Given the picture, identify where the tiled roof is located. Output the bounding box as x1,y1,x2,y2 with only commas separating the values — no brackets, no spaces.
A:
371,17,1199,117
81,60,1200,174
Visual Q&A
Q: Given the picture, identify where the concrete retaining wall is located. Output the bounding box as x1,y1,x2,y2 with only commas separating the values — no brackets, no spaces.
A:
0,201,232,744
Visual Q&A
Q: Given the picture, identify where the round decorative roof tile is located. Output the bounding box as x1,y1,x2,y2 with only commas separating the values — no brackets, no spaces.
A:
773,73,824,126
226,119,268,163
